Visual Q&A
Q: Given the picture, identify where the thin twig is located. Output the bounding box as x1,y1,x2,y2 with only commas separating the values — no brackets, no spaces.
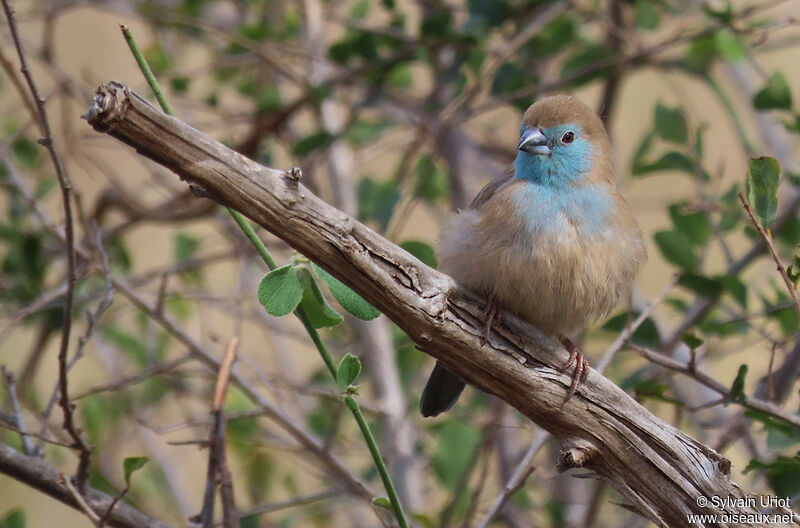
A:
1,0,90,491
597,0,626,126
215,338,238,528
738,192,800,321
632,343,800,428
1,366,35,455
475,430,549,528
196,337,239,528
109,276,378,507
75,354,194,400
0,420,75,449
233,489,341,520
596,275,679,375
665,191,800,351
62,473,102,525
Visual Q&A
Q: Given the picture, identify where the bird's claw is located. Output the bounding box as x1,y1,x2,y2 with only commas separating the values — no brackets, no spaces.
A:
559,336,589,403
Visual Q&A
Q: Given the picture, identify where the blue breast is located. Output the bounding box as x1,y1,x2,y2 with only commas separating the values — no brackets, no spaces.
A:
512,123,612,235
512,183,613,235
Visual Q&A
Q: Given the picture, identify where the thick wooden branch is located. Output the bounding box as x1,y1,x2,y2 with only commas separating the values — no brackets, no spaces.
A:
83,81,763,527
0,443,169,528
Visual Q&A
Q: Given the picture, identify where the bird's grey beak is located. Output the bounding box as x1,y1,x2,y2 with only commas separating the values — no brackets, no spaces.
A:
518,127,549,155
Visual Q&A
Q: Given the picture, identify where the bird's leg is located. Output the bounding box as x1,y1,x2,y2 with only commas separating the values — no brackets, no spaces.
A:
480,296,502,346
558,335,589,402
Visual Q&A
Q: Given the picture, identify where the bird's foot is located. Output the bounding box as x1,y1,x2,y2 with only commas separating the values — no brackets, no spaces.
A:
558,335,589,403
480,296,502,346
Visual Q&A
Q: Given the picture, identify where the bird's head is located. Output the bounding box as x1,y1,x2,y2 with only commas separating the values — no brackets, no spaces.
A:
515,95,612,188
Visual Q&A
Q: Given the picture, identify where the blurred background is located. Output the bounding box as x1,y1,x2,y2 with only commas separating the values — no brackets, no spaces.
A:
0,0,799,526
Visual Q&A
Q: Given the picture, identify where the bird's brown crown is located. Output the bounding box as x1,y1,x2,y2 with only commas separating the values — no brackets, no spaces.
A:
521,95,608,144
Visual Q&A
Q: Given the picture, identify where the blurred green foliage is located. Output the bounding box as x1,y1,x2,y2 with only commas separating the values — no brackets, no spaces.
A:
2,0,799,524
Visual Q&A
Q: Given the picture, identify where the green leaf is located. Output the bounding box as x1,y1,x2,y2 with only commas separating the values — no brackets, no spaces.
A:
669,204,710,244
257,265,303,317
525,16,575,58
727,364,748,404
680,333,703,350
684,35,717,73
388,63,413,88
100,325,149,368
777,215,800,249
34,178,56,199
357,177,400,231
633,151,694,176
631,129,655,167
745,409,800,445
0,509,25,528
400,240,438,268
143,44,170,74
560,46,615,87
170,76,190,93
81,394,125,444
123,456,150,487
753,72,792,111
744,454,800,498
420,8,452,39
678,273,723,299
236,23,269,42
716,274,748,308
784,115,800,133
702,0,733,23
788,255,800,286
346,120,392,145
602,313,661,349
713,29,745,62
291,132,333,157
414,155,449,203
654,230,698,272
313,263,380,320
11,136,39,169
350,0,369,18
432,421,481,490
297,268,343,328
764,289,799,336
654,104,687,143
491,61,526,96
256,86,281,113
466,0,511,31
746,157,781,229
633,379,684,406
337,353,362,391
665,297,690,313
174,233,199,261
634,2,660,30
371,497,392,510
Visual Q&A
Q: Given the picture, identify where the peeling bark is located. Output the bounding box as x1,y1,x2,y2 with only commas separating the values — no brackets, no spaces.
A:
83,82,767,527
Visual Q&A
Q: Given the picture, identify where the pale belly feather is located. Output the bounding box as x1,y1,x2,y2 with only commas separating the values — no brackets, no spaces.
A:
438,205,644,337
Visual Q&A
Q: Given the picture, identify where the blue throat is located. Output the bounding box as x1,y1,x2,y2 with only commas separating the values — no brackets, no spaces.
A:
512,123,613,234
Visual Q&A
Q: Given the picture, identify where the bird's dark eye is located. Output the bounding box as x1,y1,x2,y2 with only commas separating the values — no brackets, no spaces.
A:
562,131,575,143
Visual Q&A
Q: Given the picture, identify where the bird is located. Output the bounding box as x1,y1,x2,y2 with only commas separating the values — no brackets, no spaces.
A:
420,94,647,417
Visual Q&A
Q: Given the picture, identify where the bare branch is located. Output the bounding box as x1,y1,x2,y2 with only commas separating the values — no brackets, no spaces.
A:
738,192,800,321
1,0,90,491
632,343,800,428
475,430,549,528
84,81,770,527
1,366,35,455
0,443,169,528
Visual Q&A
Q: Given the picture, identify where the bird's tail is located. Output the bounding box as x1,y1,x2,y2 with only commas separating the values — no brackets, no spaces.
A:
420,362,466,417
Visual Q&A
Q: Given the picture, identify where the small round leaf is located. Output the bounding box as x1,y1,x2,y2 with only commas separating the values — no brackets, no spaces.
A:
257,265,303,316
